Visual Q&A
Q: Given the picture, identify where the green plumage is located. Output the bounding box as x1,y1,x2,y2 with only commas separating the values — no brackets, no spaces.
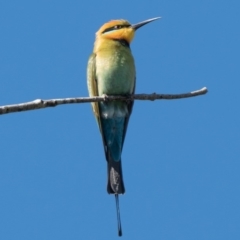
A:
87,40,135,194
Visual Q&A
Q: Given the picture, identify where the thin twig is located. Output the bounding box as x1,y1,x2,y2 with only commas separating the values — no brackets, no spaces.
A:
0,87,208,115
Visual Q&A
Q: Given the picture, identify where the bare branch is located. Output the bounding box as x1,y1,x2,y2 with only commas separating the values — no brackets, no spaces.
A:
0,87,207,115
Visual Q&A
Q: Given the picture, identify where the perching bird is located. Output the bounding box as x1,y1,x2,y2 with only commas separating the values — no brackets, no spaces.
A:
87,17,160,236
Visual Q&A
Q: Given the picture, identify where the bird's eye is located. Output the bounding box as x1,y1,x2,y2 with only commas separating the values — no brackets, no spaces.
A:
102,24,129,34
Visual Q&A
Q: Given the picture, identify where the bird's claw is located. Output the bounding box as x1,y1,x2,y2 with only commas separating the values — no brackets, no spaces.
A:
102,94,109,102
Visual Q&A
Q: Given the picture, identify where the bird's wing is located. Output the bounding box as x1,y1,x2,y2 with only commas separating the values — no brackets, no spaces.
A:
87,53,108,156
87,53,100,117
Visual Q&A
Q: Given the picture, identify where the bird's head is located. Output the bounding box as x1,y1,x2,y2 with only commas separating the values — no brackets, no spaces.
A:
96,17,161,44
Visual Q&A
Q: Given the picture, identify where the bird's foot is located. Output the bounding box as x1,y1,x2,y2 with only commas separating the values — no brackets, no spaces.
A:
101,94,109,102
122,94,133,104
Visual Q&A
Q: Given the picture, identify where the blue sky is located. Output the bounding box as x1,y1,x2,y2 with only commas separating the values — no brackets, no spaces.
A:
0,0,240,239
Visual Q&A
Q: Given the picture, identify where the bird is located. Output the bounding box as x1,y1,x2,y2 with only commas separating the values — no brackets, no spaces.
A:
87,17,160,236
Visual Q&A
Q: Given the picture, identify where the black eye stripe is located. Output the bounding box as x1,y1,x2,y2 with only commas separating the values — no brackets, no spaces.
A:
102,25,130,34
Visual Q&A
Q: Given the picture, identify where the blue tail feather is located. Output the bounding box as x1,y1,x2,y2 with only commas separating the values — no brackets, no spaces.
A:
101,117,125,161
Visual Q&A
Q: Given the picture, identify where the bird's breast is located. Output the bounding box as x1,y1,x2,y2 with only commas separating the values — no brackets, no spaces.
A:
96,48,135,95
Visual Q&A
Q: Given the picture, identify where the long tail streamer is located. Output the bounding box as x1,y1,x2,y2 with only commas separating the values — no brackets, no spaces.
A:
115,194,122,236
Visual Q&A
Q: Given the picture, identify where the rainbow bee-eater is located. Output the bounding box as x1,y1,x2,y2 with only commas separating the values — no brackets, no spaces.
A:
87,17,160,236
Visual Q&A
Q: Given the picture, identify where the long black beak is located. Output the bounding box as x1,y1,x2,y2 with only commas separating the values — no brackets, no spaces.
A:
131,17,161,31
